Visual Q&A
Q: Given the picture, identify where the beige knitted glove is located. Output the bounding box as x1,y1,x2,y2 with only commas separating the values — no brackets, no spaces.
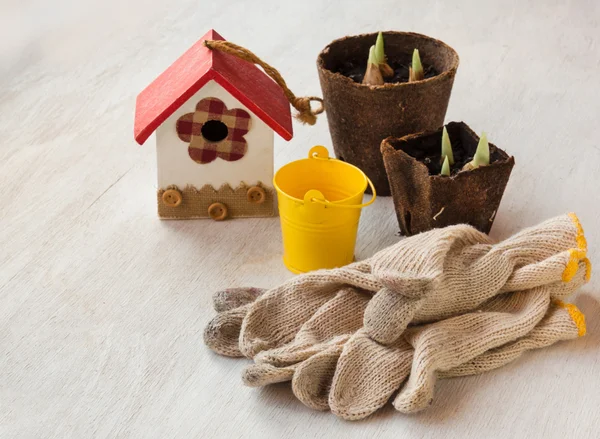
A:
202,214,589,421
363,213,590,345
328,262,588,420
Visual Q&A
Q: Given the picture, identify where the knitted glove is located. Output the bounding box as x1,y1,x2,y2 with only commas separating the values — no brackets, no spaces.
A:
363,213,590,345
328,262,588,420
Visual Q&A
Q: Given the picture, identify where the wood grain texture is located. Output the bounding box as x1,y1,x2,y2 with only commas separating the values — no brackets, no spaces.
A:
0,0,599,438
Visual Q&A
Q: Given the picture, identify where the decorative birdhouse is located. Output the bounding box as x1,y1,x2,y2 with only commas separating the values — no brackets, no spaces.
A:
134,29,293,220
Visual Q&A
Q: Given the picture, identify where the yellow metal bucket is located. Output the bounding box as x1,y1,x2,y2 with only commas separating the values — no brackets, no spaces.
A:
273,146,376,274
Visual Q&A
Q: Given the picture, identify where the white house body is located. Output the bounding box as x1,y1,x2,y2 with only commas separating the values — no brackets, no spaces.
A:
156,80,274,192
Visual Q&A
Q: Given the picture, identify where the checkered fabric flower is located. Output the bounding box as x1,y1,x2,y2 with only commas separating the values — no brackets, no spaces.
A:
176,98,252,164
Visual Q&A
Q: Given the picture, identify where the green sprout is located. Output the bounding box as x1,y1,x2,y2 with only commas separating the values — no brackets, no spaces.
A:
463,132,491,171
362,45,384,86
374,32,394,78
375,32,385,65
368,45,377,65
409,48,424,82
441,126,454,165
473,132,490,167
441,155,451,176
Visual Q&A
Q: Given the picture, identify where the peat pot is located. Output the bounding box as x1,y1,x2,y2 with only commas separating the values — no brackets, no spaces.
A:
381,121,515,236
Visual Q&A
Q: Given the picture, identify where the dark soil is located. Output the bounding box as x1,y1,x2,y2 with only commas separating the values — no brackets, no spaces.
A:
402,138,503,177
335,58,438,84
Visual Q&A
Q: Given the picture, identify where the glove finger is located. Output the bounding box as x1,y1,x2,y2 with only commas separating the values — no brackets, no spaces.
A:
239,278,343,358
502,246,589,292
213,288,266,312
239,271,374,358
255,287,370,367
363,285,429,345
393,286,551,414
242,362,297,387
329,329,413,421
243,340,345,391
255,336,350,367
494,213,586,259
439,301,585,378
203,304,249,357
292,344,344,411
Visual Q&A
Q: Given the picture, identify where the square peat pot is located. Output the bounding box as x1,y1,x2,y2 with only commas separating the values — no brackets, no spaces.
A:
381,121,515,236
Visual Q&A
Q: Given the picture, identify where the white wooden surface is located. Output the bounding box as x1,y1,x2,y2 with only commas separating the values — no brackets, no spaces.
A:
1,1,599,438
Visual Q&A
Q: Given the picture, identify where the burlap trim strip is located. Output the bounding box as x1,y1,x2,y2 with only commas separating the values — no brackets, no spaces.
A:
157,182,276,219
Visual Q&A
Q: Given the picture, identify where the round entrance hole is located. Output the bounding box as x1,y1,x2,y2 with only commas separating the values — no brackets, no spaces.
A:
201,120,229,142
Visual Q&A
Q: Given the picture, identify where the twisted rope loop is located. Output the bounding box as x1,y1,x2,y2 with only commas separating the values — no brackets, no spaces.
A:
204,40,324,125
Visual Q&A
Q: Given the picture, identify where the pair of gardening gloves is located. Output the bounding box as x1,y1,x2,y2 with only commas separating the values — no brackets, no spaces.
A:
204,214,590,420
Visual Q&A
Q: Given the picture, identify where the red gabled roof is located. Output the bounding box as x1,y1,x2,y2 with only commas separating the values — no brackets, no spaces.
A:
134,29,293,145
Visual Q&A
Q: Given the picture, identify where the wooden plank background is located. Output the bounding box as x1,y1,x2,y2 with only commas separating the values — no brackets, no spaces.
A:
1,0,599,437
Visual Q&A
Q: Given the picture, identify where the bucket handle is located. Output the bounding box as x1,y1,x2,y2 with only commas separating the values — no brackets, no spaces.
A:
307,146,377,209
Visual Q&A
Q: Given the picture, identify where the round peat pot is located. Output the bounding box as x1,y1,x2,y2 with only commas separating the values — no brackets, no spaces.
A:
317,31,460,195
273,146,376,274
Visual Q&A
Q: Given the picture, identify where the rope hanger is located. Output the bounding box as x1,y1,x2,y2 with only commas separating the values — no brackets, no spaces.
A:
204,40,325,125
